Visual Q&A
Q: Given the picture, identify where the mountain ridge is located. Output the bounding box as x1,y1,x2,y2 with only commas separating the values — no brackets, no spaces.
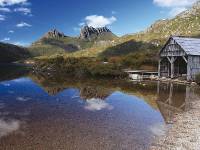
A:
29,26,117,56
0,42,30,63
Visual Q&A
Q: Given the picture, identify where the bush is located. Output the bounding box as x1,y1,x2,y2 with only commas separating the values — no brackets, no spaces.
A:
35,57,127,79
195,73,200,85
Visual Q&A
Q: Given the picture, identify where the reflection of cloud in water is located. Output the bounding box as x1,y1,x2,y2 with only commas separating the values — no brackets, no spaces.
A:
71,95,80,99
0,119,20,138
12,78,28,83
16,97,31,102
1,83,10,87
149,122,166,136
84,98,113,111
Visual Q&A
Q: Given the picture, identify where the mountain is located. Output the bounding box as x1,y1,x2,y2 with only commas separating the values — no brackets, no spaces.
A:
123,1,200,44
29,27,117,57
0,42,30,63
80,26,117,41
44,29,66,38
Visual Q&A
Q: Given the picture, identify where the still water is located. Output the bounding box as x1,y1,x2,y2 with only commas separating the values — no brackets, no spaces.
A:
0,65,198,150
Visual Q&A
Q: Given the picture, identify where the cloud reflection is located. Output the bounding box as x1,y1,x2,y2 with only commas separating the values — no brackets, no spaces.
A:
84,98,113,111
1,83,10,87
149,122,166,136
0,119,20,138
16,97,31,102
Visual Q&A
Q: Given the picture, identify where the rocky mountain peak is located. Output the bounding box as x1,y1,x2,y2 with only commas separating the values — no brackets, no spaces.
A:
80,26,112,40
44,29,66,38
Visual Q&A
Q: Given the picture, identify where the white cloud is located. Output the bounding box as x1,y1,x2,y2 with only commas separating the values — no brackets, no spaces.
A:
0,0,28,6
153,0,198,17
0,14,5,20
85,15,117,28
1,37,10,41
153,0,197,7
14,7,31,15
16,21,31,27
8,30,14,33
0,7,11,12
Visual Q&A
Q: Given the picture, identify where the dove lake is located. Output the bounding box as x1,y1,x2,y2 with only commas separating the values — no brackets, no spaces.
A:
0,64,199,150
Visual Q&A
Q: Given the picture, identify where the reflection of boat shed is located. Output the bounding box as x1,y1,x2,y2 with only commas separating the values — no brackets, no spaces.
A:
158,36,200,81
125,70,158,80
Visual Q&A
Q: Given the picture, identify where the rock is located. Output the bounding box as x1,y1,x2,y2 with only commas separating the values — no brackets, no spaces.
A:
44,29,66,38
80,25,112,40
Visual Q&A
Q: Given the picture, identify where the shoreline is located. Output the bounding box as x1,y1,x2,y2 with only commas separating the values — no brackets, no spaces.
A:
151,87,200,150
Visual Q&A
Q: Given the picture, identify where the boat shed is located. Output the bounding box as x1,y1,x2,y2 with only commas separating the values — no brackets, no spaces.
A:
158,36,200,81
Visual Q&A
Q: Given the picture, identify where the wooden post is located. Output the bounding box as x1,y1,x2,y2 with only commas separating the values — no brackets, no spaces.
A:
169,57,176,79
171,60,174,78
158,60,161,77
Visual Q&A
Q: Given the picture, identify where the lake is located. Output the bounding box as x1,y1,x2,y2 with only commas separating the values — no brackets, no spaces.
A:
0,64,199,150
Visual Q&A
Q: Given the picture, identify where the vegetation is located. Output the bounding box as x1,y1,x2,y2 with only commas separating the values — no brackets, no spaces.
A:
0,42,30,63
34,56,127,79
29,37,94,56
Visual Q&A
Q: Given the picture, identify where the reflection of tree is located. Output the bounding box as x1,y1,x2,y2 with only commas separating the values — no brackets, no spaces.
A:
80,86,111,100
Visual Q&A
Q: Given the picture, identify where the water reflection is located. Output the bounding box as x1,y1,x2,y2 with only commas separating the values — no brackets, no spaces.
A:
84,98,114,111
0,119,20,138
0,66,199,149
156,82,192,124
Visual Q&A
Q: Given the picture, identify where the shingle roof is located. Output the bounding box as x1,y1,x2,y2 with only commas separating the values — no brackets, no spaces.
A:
172,36,200,56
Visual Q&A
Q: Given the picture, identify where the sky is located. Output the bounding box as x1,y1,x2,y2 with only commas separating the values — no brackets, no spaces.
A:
0,0,198,46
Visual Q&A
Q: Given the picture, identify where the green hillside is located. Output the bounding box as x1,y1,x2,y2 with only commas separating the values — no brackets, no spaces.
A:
0,42,30,63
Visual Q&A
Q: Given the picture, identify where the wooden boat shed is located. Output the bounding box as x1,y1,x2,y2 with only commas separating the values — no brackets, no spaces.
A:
158,36,200,81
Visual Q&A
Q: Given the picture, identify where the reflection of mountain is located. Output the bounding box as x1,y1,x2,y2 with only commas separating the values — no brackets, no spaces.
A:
80,86,111,100
0,64,30,82
29,72,160,108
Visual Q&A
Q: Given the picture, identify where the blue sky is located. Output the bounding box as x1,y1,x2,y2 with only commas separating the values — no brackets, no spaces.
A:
0,0,198,46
